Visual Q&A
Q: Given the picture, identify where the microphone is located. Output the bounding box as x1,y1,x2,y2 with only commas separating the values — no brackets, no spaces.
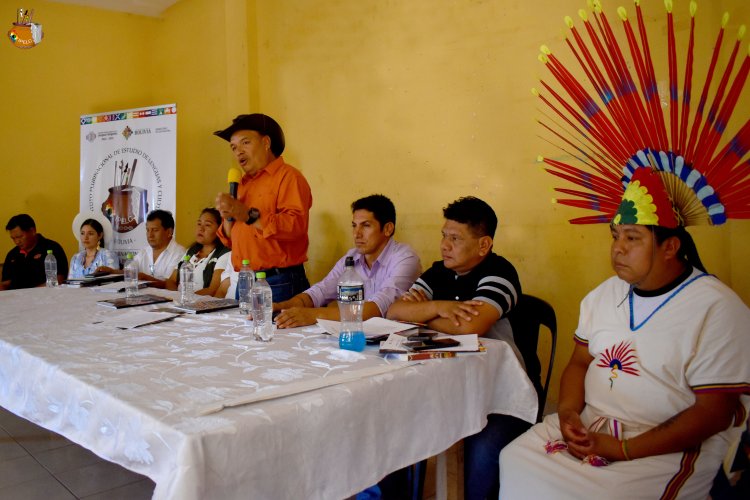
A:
227,168,242,198
226,168,243,221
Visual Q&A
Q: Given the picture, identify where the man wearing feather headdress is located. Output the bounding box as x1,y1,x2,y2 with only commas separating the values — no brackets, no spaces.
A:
500,168,750,498
502,0,750,495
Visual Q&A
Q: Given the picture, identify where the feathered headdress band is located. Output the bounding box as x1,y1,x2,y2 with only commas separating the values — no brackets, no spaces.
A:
535,0,750,226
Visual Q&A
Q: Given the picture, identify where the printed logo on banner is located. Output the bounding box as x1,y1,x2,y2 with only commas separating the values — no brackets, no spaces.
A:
8,8,43,49
84,147,166,245
80,106,176,126
80,104,176,260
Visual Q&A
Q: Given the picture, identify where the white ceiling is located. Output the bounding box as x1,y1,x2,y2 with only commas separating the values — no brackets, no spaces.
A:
48,0,181,18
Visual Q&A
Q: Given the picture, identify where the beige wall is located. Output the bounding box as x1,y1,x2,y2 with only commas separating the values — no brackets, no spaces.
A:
1,0,748,406
0,0,158,256
252,0,750,407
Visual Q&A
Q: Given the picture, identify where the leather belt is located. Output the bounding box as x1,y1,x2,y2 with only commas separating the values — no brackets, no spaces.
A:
258,264,305,277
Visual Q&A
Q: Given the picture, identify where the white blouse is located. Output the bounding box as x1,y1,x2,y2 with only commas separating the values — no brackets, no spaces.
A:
180,250,231,290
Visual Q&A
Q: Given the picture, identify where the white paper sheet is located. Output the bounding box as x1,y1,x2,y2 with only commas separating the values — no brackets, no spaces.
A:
97,310,180,329
316,316,419,339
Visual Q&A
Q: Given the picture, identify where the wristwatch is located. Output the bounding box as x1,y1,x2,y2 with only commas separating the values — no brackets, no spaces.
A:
246,208,260,225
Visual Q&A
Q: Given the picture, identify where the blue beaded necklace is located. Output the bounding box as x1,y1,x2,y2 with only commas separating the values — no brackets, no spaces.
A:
629,273,708,331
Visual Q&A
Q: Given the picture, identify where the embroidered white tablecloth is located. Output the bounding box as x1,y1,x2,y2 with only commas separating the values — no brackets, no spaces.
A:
0,287,537,499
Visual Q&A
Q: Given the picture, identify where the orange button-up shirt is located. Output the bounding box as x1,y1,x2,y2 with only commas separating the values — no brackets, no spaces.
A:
218,156,313,271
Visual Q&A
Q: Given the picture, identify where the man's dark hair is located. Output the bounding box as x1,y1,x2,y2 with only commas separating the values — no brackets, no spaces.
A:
147,210,175,230
652,225,707,273
351,194,396,229
5,214,36,231
443,196,497,238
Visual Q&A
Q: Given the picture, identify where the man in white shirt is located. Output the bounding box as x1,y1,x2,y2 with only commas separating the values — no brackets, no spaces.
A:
97,210,185,288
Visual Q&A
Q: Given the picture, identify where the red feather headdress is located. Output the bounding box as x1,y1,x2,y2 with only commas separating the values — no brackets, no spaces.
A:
536,0,749,226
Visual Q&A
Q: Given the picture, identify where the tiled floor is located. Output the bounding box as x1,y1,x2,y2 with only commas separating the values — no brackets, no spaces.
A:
0,406,154,500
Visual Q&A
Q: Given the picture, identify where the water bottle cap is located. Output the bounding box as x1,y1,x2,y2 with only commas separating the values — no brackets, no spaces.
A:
126,253,134,259
242,259,250,265
345,256,354,267
255,271,266,279
183,255,190,261
47,250,53,254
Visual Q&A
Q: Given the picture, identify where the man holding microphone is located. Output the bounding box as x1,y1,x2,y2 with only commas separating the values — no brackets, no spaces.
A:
214,114,313,302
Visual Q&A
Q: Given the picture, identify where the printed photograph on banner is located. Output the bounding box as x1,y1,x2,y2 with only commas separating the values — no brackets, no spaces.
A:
80,105,177,261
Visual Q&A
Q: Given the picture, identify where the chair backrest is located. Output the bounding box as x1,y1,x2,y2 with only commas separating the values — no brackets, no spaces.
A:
508,294,558,422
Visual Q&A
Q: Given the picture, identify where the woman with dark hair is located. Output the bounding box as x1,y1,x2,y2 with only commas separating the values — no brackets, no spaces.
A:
68,218,119,279
165,208,231,296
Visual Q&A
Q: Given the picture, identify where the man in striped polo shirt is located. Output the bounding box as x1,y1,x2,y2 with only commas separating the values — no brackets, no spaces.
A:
387,196,530,500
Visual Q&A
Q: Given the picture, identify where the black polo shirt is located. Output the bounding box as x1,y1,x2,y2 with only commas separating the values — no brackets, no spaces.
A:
412,252,521,318
2,234,69,289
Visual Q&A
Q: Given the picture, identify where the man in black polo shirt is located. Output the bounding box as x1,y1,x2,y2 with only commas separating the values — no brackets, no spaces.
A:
1,214,68,290
387,196,529,500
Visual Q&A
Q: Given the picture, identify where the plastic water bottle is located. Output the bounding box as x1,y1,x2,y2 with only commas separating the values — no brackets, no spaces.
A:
251,272,274,342
124,253,139,298
237,259,255,315
337,256,365,351
44,250,58,288
179,255,195,305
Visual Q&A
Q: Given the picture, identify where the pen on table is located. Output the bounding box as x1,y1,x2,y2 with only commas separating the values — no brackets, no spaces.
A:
406,351,456,361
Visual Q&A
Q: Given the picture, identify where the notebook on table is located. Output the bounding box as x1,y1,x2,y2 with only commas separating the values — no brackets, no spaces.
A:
172,298,239,314
96,294,172,309
67,274,124,287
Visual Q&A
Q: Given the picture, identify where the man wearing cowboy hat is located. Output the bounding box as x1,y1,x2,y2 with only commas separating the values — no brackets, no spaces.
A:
1,214,68,290
214,113,313,302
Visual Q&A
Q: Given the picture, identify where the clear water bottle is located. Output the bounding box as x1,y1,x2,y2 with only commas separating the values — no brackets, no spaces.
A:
124,252,139,298
337,256,365,351
179,255,195,305
237,259,255,315
44,250,58,288
251,271,274,342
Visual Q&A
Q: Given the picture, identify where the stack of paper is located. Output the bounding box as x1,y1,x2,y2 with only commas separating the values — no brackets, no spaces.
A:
172,298,239,314
90,281,149,293
380,333,481,361
66,274,123,288
316,317,419,341
97,294,172,309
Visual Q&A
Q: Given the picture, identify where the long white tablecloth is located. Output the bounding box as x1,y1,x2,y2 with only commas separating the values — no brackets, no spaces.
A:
0,287,537,499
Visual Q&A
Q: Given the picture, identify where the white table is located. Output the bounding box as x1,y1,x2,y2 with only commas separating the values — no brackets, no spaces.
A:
0,287,537,499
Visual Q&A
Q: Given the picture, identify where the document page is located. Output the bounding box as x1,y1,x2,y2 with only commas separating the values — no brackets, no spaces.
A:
97,310,180,329
317,317,419,339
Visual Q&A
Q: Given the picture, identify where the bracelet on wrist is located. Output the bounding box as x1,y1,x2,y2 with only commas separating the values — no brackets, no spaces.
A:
621,439,631,461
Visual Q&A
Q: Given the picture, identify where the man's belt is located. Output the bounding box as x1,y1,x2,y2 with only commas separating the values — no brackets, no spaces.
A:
257,264,305,277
